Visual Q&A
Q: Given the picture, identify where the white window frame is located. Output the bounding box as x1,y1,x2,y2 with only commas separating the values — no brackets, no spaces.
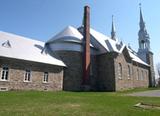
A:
24,70,31,82
43,72,49,83
1,66,9,81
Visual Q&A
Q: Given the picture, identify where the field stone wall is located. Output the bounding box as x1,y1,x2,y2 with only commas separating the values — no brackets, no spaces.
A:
0,57,63,91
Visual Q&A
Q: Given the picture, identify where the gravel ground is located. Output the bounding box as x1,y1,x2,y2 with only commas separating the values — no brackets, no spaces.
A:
128,90,160,97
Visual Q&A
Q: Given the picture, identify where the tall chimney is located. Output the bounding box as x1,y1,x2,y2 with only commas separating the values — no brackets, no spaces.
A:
82,6,90,85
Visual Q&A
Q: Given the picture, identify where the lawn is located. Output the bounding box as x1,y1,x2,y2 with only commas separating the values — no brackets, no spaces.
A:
0,89,160,116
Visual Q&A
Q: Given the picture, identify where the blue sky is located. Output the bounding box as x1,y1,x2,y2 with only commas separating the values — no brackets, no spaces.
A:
0,0,159,65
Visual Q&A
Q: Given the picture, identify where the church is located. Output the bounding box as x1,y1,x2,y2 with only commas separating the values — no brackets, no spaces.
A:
0,6,155,91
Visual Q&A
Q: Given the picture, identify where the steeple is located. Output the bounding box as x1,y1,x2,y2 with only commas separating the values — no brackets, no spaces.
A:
111,15,116,41
137,4,155,87
139,4,145,30
138,3,150,51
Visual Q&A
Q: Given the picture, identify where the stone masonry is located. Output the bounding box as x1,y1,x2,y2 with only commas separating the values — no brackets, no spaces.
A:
55,51,83,91
96,52,116,91
0,57,64,91
114,50,149,91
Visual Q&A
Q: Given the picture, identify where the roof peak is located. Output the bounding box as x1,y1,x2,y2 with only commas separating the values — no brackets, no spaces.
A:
0,30,44,43
65,25,75,29
46,25,83,43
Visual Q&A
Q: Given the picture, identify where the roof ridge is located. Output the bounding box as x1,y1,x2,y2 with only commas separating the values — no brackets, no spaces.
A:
0,31,44,44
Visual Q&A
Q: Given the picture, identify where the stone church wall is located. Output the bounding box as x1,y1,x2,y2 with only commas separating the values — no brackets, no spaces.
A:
96,53,116,91
146,52,155,87
89,55,98,91
55,51,99,91
55,51,83,91
114,53,149,91
0,57,63,91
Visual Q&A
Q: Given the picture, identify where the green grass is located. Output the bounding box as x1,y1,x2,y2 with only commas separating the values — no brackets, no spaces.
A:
0,89,160,116
117,87,160,94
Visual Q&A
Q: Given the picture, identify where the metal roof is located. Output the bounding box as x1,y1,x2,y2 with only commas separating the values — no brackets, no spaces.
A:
0,31,65,67
47,26,148,66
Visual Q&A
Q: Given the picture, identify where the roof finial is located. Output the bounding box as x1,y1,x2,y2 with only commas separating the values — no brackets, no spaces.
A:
111,15,116,41
139,3,141,8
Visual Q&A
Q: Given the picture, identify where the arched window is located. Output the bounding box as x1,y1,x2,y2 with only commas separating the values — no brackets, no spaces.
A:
128,65,131,79
118,63,122,79
90,63,93,76
146,71,148,79
141,70,144,80
137,69,139,80
141,40,145,49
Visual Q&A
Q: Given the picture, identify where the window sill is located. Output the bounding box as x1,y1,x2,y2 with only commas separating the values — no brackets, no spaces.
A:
0,79,9,82
42,82,49,84
23,81,32,83
118,78,122,80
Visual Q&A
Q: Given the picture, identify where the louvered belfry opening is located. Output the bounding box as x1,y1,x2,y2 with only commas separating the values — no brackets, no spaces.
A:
82,6,90,85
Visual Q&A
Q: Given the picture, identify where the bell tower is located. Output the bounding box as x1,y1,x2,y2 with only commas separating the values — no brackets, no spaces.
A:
138,4,150,53
137,4,155,87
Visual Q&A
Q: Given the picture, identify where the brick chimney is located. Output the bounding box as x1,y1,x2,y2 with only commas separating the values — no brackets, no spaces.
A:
82,6,90,85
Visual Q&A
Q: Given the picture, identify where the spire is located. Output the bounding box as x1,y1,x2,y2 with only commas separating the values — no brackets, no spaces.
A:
139,3,145,30
138,3,150,51
111,15,116,41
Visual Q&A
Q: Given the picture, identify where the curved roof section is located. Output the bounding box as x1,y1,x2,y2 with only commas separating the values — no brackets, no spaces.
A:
47,26,83,43
0,31,65,67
